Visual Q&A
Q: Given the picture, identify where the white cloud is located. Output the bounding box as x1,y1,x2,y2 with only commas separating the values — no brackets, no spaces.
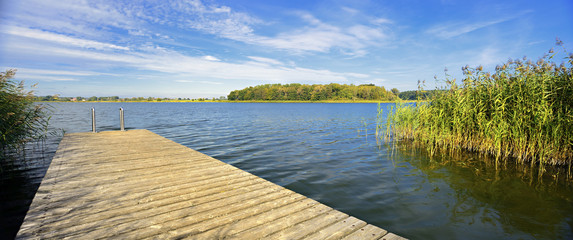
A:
141,0,261,39
175,80,223,85
11,68,107,76
254,30,346,53
427,20,504,39
15,74,79,82
1,67,118,82
296,11,323,26
371,18,393,25
6,0,136,37
1,26,129,51
344,72,370,78
133,1,389,56
203,55,221,61
341,7,359,15
426,10,533,39
8,0,390,56
348,25,386,41
1,0,386,90
183,0,231,14
247,56,284,65
3,36,367,84
140,51,355,83
245,21,387,56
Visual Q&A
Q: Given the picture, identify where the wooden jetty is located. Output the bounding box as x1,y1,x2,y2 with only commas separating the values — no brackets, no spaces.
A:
16,129,406,239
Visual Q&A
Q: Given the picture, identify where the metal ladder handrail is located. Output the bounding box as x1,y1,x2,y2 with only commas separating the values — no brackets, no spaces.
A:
119,107,125,131
91,107,126,133
91,107,96,133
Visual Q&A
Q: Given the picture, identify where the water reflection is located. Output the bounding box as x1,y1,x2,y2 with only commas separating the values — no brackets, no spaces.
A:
0,140,57,238
386,142,573,239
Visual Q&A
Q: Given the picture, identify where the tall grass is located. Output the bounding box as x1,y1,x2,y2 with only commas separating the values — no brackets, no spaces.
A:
1,69,50,170
380,43,573,179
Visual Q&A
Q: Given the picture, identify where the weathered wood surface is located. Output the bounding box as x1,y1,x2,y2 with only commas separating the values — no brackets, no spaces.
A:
16,129,406,239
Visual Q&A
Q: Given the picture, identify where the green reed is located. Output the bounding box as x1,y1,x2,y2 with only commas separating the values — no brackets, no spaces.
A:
380,42,573,180
1,69,50,171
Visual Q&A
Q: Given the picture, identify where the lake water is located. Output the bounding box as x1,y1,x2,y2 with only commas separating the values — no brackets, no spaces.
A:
2,102,572,239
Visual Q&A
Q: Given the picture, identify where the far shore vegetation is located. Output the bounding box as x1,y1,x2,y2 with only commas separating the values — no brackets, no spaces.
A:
33,95,228,102
379,41,573,181
33,83,405,103
227,83,399,101
32,96,407,103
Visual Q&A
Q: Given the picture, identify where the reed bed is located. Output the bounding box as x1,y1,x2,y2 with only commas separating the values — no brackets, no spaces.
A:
379,43,573,179
1,69,50,171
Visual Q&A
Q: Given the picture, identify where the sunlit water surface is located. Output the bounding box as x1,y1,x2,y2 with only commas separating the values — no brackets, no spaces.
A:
1,102,572,239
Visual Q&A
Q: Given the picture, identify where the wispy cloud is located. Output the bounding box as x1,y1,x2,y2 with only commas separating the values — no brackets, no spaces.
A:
5,0,136,38
341,7,359,15
3,67,116,82
126,0,260,40
247,56,284,66
426,10,533,39
3,28,368,83
174,80,223,85
371,18,393,25
15,75,79,81
202,55,221,61
1,26,129,50
142,51,368,83
244,15,388,56
131,1,390,56
6,0,390,57
9,68,110,76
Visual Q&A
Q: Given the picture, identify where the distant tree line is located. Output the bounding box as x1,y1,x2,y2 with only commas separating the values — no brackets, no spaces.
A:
227,83,398,101
33,96,228,102
33,95,122,101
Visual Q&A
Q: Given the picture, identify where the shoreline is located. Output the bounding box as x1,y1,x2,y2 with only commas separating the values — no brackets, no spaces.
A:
35,100,418,104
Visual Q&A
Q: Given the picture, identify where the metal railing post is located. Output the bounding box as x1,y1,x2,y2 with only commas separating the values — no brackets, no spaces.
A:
91,107,96,133
119,107,125,131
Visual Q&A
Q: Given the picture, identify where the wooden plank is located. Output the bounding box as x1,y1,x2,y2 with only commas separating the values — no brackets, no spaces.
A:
188,194,314,239
160,192,305,239
16,129,406,239
41,180,276,239
305,216,368,240
341,224,389,240
21,174,260,233
231,201,336,239
265,209,349,239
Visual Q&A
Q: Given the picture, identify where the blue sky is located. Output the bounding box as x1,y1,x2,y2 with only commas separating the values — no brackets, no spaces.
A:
1,0,572,98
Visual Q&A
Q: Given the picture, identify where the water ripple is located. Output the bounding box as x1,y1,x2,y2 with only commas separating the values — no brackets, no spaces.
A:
4,102,570,240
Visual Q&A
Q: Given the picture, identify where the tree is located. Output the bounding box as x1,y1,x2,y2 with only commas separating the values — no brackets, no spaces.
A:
391,88,400,95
